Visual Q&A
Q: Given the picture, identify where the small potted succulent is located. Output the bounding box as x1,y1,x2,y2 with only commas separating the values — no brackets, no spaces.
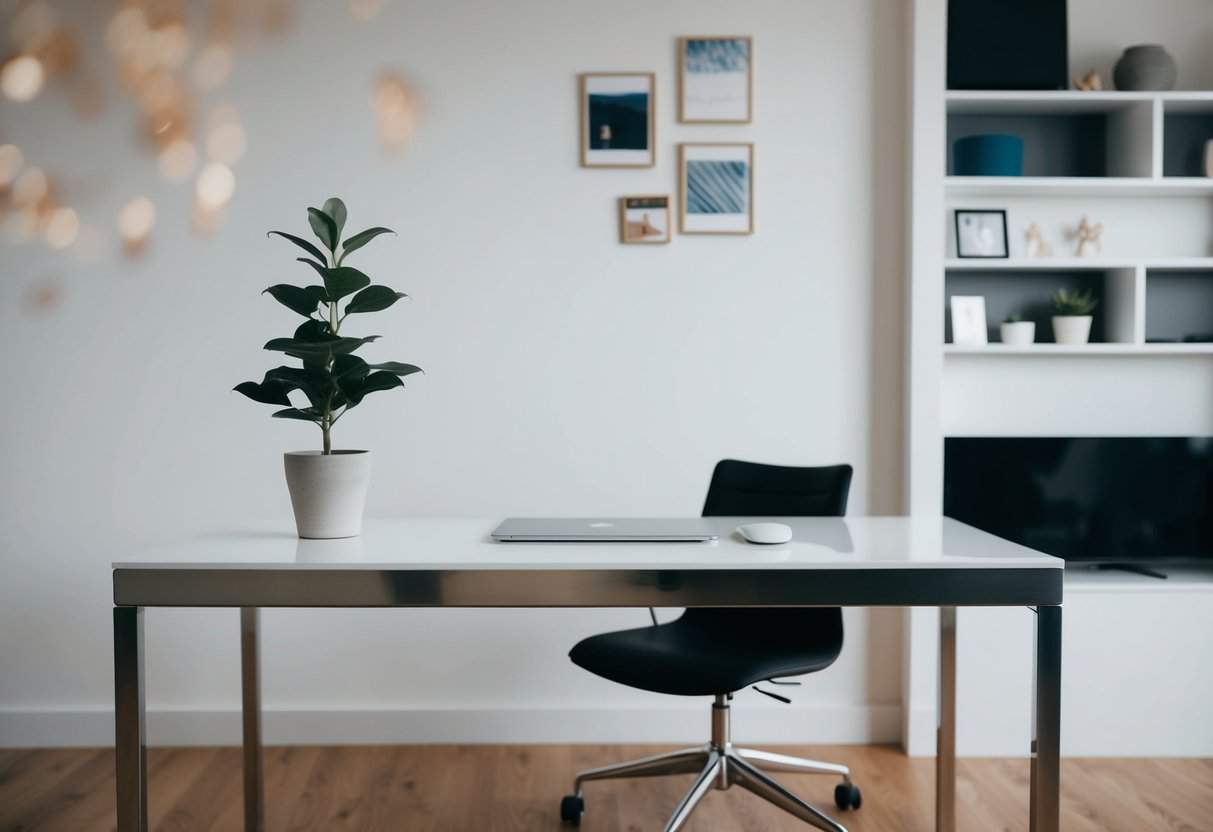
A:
1051,288,1098,345
1000,314,1035,346
235,198,421,538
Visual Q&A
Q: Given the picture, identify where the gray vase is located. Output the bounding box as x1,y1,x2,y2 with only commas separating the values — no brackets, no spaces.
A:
1113,44,1177,91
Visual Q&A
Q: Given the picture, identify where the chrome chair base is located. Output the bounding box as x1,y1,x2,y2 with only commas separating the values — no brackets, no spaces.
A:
562,696,858,832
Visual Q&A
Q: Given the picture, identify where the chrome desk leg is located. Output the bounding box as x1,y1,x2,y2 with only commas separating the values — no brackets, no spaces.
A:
241,608,265,832
114,607,147,832
935,606,957,832
1030,605,1062,832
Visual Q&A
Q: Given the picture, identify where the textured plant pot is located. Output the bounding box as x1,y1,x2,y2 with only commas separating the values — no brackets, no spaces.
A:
952,134,1024,176
283,450,371,539
1052,316,1093,345
1113,45,1177,91
1000,321,1036,346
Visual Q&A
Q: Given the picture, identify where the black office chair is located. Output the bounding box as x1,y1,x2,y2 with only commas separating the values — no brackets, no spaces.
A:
560,460,861,832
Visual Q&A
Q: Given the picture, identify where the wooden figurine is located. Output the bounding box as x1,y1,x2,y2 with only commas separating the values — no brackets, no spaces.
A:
1073,216,1104,257
1024,223,1053,257
1074,69,1103,91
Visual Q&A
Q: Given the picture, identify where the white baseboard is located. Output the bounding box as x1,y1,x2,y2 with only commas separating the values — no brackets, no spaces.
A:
0,703,901,749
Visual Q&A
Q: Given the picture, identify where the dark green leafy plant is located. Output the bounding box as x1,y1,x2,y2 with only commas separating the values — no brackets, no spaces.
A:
235,198,421,454
1052,288,1098,317
1005,313,1024,323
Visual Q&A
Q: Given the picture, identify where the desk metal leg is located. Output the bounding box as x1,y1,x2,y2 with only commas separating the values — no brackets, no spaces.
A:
114,607,148,832
1030,605,1062,832
241,608,265,832
935,606,957,832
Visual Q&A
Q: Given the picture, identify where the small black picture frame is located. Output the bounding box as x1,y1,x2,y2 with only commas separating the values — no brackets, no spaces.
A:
954,209,1009,259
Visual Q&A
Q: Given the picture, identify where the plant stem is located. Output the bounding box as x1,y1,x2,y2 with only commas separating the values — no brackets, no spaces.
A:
320,249,339,455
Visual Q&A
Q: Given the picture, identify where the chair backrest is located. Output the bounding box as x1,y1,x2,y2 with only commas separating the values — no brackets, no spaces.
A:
681,460,852,663
701,459,853,518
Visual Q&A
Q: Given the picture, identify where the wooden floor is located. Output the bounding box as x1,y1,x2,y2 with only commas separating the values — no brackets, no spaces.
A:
1,744,1211,831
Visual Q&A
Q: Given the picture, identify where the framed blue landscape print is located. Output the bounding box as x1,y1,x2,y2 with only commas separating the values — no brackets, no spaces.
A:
579,72,656,168
678,36,752,123
679,143,754,235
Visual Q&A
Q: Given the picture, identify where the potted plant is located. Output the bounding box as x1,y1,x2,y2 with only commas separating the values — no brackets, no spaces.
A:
1051,288,1098,345
1000,314,1035,346
235,198,421,538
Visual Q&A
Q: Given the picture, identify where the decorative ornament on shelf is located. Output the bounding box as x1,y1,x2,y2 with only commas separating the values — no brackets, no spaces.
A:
1000,314,1036,347
1073,69,1102,92
1113,44,1177,91
235,198,423,539
1052,288,1098,346
1071,216,1103,258
1024,223,1053,257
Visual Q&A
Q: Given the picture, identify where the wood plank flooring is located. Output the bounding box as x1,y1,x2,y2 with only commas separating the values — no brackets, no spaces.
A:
1,745,1211,831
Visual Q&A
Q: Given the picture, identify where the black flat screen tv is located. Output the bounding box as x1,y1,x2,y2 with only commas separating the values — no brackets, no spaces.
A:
944,437,1213,564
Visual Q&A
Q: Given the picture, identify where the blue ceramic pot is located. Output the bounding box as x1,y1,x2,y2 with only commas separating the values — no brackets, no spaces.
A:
953,134,1024,177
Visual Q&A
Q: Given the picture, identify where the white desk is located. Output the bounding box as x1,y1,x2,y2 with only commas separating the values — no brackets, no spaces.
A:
112,516,1064,832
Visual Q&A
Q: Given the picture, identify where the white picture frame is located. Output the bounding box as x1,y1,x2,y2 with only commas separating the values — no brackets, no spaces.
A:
950,296,988,346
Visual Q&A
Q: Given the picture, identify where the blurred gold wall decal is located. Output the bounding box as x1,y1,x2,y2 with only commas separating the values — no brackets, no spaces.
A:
374,71,420,153
117,195,156,255
1,54,46,101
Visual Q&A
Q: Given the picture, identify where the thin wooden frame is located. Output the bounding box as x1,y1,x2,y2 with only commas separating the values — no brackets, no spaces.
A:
579,72,656,168
954,209,1009,258
678,36,753,124
618,194,672,244
679,143,754,236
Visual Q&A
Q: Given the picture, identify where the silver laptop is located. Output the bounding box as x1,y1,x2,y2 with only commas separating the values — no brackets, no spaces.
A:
492,517,718,542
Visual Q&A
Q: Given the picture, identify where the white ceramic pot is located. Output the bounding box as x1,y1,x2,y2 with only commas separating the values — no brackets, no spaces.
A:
283,450,371,539
1000,320,1036,346
1052,315,1093,346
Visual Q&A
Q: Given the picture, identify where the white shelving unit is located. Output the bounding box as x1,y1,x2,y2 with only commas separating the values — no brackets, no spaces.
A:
904,0,1213,758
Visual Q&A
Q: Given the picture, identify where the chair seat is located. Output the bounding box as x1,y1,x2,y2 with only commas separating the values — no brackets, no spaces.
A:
569,608,843,696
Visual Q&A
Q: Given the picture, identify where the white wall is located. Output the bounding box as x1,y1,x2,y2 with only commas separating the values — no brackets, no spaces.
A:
0,0,908,746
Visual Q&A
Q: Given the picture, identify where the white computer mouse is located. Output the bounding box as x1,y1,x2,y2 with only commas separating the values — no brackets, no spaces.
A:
736,522,793,545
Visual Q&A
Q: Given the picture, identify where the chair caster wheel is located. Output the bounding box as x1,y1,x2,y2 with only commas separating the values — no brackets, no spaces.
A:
560,794,584,825
834,782,862,811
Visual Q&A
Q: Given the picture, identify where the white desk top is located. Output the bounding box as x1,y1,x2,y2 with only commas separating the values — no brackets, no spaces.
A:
114,516,1062,571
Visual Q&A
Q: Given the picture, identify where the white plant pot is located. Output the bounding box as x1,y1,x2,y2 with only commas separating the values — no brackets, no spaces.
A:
1000,321,1036,346
283,450,371,539
1052,315,1093,345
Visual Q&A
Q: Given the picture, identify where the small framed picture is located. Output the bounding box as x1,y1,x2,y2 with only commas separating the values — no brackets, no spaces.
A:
619,195,671,244
678,36,752,123
955,209,1009,258
579,72,655,168
679,143,753,235
950,295,989,345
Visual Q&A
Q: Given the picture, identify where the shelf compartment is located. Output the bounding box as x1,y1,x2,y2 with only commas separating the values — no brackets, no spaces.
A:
1163,112,1213,177
945,268,1136,345
1145,269,1213,344
947,98,1152,178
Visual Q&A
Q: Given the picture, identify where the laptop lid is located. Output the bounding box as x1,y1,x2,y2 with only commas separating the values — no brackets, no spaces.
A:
492,518,718,542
